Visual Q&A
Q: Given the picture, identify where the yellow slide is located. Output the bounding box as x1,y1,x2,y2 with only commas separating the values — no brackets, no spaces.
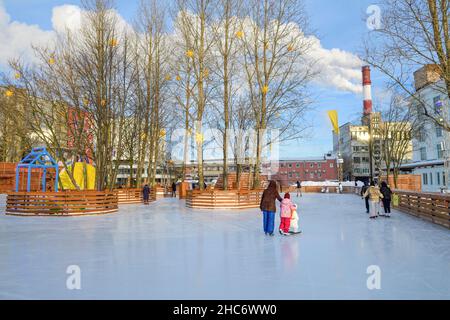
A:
59,162,96,190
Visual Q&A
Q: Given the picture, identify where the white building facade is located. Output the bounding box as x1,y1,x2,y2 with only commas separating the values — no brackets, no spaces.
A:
409,67,450,192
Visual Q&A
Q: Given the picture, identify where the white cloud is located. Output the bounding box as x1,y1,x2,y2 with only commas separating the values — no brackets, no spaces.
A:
307,37,363,94
0,2,362,94
0,2,132,68
0,2,54,67
52,5,82,34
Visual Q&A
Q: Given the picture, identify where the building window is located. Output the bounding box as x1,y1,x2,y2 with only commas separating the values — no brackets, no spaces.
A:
318,163,321,168
296,163,300,167
437,143,444,159
310,173,314,179
418,128,426,142
288,164,292,168
429,172,433,185
330,163,334,168
436,125,443,137
310,163,314,168
437,172,441,185
353,157,361,163
420,147,427,161
423,173,428,185
318,172,322,178
443,172,446,186
434,95,443,115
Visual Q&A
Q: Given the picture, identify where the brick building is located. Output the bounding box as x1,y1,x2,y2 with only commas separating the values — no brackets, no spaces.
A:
266,155,339,186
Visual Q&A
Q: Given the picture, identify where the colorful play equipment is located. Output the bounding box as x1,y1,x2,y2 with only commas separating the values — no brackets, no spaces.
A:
59,162,96,190
15,147,59,192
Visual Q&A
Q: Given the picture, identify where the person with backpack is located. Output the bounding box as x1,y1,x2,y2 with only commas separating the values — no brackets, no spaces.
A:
363,181,384,219
380,181,392,217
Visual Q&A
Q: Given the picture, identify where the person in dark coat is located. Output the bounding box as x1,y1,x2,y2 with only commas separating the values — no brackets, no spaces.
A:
361,182,369,213
172,182,177,197
296,180,302,197
143,184,150,205
260,180,283,236
380,181,392,217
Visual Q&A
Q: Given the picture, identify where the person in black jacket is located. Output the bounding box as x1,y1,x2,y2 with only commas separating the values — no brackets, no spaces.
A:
361,182,369,213
171,182,177,197
143,184,150,205
380,181,392,217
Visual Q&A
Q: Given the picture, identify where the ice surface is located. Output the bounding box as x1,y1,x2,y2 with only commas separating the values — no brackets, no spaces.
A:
0,193,449,300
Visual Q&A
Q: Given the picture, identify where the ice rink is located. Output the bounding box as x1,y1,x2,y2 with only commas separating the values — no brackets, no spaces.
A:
0,193,449,300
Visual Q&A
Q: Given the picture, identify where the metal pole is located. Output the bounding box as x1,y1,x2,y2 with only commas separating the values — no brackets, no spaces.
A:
368,117,374,182
42,168,47,192
15,167,20,192
55,166,59,192
27,168,31,192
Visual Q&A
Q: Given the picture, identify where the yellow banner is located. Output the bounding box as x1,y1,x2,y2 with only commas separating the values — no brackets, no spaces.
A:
327,110,339,134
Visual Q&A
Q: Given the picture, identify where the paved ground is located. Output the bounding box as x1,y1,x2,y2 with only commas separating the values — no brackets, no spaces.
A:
0,193,449,300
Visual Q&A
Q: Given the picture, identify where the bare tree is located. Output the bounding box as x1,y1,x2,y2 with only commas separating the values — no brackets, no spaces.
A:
7,0,134,191
241,0,316,188
209,0,244,190
175,0,215,190
364,0,450,130
375,90,423,188
0,87,36,162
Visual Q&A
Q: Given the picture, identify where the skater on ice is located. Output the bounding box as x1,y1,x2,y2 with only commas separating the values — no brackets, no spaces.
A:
363,181,383,219
143,184,151,205
260,180,282,236
380,181,392,217
361,181,370,213
172,181,177,197
296,180,302,197
279,192,298,235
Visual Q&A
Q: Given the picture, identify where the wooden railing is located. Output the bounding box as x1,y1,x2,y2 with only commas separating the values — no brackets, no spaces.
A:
6,191,118,216
116,188,156,204
281,185,356,194
186,189,263,209
393,190,450,228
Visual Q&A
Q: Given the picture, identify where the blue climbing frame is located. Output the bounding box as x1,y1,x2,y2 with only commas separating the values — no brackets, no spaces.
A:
15,147,59,192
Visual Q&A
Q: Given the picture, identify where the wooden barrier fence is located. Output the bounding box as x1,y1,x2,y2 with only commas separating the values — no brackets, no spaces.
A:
186,189,263,209
6,191,118,216
393,190,450,228
116,188,156,204
281,185,356,194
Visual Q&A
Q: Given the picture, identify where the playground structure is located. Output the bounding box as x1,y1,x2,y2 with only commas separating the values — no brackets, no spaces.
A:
5,148,114,216
15,147,59,192
0,162,56,193
59,162,96,190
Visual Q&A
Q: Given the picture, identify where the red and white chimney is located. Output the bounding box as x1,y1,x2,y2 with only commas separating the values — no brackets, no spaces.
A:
362,66,372,115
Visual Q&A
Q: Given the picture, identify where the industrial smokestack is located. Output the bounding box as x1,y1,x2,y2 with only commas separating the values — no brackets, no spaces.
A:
362,66,372,115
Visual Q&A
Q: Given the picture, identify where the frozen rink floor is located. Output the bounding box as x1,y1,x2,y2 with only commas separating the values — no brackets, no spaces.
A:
0,193,449,300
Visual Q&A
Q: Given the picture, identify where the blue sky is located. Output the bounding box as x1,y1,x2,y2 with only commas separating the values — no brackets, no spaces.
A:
2,0,387,158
